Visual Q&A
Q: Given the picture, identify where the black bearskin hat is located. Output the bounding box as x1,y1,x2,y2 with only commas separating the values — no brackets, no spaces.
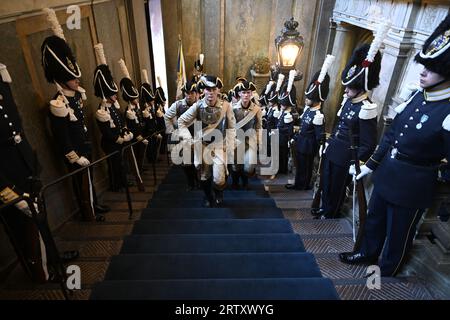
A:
197,75,223,90
155,87,166,106
120,77,139,102
415,14,450,79
93,64,118,99
140,83,154,103
341,44,382,91
41,35,81,84
305,71,330,102
278,83,296,107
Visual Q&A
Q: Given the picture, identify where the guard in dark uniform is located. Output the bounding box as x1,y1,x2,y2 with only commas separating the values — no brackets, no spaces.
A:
178,75,236,207
154,81,167,157
285,55,334,190
266,74,284,158
231,81,262,189
340,15,450,277
276,71,297,175
119,59,146,191
165,79,199,190
316,25,387,218
0,63,78,282
41,10,108,222
93,44,133,192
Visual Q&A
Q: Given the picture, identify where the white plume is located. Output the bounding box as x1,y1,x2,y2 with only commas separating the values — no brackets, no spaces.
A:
43,8,65,40
199,54,204,66
94,43,107,65
287,70,297,93
275,74,285,92
157,76,162,87
118,59,130,79
0,63,12,83
367,21,391,63
141,69,149,84
265,81,275,95
318,55,335,83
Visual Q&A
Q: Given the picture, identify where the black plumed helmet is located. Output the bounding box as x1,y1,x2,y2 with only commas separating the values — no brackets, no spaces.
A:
414,14,450,79
155,87,166,106
93,64,118,99
305,71,330,102
120,77,139,101
278,84,296,107
41,35,81,83
341,44,382,91
140,83,155,103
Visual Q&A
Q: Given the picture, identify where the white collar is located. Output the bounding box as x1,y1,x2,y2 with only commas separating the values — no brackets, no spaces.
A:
424,86,450,102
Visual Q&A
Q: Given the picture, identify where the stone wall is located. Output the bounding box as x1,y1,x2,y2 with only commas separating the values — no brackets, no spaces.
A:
160,0,333,108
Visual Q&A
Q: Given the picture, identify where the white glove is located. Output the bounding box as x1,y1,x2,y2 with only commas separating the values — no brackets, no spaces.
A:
268,131,275,137
76,156,90,167
349,164,356,176
319,142,329,155
356,165,373,180
157,133,163,139
142,139,149,145
288,139,294,148
15,200,39,218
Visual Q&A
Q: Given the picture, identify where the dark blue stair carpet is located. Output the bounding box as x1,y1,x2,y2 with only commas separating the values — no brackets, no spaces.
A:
120,234,305,253
132,219,293,234
152,190,269,198
156,183,266,192
140,207,283,219
104,253,321,280
147,198,276,208
90,278,339,300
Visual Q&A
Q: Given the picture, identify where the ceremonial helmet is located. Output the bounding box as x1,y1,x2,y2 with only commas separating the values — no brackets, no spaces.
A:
41,8,81,84
140,69,155,103
414,14,450,81
341,22,390,92
305,55,334,103
93,43,119,99
118,59,139,102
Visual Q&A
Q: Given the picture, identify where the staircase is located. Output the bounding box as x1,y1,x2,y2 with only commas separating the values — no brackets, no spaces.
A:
90,167,339,300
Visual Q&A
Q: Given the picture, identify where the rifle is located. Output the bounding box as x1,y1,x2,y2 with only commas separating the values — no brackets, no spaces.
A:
311,133,326,214
349,128,368,252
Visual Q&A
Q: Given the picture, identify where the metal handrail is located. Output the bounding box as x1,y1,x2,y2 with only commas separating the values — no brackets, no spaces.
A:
0,195,70,300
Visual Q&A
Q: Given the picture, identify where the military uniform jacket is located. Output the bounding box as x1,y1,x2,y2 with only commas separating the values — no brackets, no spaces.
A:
96,101,126,152
178,97,236,144
164,98,194,136
265,105,279,131
325,94,378,167
0,81,39,197
277,108,295,144
366,89,450,209
126,102,146,140
233,100,263,145
48,88,91,160
294,106,325,155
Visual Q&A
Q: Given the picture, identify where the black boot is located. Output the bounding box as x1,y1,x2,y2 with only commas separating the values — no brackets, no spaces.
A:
214,189,224,207
231,171,240,190
200,179,214,207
